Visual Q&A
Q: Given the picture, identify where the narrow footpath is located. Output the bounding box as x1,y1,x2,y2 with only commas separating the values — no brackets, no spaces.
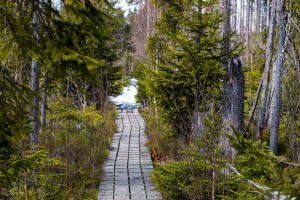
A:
98,109,163,200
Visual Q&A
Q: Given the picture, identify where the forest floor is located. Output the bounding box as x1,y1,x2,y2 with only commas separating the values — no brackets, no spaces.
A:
98,109,163,200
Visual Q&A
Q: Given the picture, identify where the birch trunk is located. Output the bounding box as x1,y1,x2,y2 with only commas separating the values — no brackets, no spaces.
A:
269,2,285,155
255,0,277,140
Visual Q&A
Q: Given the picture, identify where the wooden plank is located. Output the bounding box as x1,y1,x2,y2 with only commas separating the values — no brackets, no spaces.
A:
98,109,162,200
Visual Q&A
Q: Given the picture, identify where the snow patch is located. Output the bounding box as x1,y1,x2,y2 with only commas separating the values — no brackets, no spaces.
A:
110,78,141,109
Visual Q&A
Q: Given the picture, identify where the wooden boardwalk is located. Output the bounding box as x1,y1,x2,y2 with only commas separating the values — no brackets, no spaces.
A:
98,109,163,200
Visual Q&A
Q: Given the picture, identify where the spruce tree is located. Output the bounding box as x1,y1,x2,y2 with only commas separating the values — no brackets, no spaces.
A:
144,0,225,143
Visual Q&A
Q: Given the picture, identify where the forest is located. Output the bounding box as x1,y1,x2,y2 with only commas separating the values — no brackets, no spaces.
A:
1,0,300,199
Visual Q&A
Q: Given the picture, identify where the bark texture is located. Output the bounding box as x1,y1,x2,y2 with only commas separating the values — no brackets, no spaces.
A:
220,0,245,157
269,2,285,155
255,0,277,140
30,11,40,149
30,60,40,148
232,58,244,134
41,71,47,129
220,0,233,156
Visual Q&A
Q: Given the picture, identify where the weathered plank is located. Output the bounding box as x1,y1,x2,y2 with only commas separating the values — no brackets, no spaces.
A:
98,109,163,200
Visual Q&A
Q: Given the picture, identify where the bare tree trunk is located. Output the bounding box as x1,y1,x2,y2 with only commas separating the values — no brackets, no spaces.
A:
220,0,233,157
253,0,257,32
41,71,47,129
220,0,245,158
256,0,261,32
244,0,250,64
24,172,28,200
255,0,277,140
231,0,237,31
269,2,285,155
240,0,245,37
30,11,40,149
232,58,244,134
249,0,252,34
146,0,151,39
266,0,271,27
261,0,267,29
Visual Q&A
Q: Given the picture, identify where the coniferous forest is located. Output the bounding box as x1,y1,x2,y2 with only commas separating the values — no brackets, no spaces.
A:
1,0,300,199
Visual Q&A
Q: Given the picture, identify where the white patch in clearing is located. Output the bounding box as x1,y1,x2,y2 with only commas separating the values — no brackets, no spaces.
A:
110,78,141,109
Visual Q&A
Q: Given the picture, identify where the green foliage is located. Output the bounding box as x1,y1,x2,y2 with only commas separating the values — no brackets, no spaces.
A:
230,131,278,182
152,110,225,199
41,99,116,199
0,67,32,145
137,0,226,142
221,176,264,200
152,135,228,200
152,158,267,200
151,122,300,199
280,64,300,160
0,147,49,198
0,0,112,85
229,132,300,199
153,161,196,200
58,5,133,108
141,108,178,161
134,61,156,107
0,0,129,199
243,34,266,133
1,98,117,199
0,67,34,197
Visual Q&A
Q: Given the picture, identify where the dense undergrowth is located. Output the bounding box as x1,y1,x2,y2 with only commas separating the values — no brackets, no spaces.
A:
142,108,300,199
141,108,178,162
2,97,117,199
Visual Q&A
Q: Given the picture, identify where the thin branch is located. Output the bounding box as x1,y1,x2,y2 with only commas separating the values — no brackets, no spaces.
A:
246,78,263,130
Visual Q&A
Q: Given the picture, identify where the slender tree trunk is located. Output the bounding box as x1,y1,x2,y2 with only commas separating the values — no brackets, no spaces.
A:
256,0,261,32
266,0,271,27
24,172,28,200
240,0,244,37
146,0,150,39
261,0,267,29
211,167,215,200
231,0,237,31
253,0,257,32
41,71,47,129
30,9,40,149
249,0,252,34
255,0,277,140
30,65,40,148
269,2,285,155
245,0,250,46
